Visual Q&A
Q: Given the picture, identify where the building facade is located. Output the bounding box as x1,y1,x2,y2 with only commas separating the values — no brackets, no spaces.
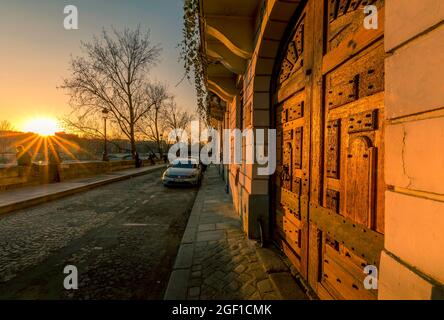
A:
199,0,444,299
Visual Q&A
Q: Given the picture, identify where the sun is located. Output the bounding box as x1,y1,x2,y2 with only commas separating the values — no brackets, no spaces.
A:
23,118,60,136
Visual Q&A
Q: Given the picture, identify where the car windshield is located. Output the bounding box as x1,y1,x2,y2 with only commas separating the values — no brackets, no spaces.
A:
171,161,197,169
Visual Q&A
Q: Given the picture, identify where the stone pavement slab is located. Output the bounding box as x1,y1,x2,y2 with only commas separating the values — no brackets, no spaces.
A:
0,164,166,215
164,165,308,300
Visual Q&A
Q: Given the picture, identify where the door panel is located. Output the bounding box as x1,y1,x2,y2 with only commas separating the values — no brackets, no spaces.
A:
317,0,385,300
274,8,311,279
273,0,385,299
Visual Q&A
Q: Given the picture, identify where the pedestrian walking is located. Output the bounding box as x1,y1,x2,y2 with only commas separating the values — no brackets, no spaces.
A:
48,141,61,183
16,145,32,167
149,153,156,165
135,152,142,168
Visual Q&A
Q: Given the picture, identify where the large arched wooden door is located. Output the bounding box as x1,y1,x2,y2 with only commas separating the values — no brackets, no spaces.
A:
272,0,385,300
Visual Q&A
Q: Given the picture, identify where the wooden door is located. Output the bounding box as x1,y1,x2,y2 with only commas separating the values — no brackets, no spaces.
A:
273,3,313,279
273,0,385,300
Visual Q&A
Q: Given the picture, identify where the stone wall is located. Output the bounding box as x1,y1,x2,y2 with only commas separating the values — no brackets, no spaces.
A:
0,166,41,190
379,0,444,299
221,0,302,240
0,160,154,191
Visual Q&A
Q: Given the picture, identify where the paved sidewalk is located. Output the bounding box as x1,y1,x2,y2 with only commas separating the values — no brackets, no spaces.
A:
164,165,308,300
0,164,166,215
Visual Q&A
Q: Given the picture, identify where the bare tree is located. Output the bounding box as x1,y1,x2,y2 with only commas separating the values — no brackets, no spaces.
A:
0,120,16,156
162,102,193,143
61,112,130,155
137,82,171,157
60,26,161,158
0,120,16,132
61,112,122,141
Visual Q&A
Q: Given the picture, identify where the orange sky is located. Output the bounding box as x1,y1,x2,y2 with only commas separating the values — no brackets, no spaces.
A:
0,0,197,132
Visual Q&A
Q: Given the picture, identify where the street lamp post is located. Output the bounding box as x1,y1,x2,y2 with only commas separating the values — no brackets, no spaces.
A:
102,108,109,161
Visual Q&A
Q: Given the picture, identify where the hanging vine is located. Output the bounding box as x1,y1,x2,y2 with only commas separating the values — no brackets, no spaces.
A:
180,0,209,121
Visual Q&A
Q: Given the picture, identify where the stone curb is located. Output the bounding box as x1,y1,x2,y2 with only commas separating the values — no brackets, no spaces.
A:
163,177,203,300
0,165,166,216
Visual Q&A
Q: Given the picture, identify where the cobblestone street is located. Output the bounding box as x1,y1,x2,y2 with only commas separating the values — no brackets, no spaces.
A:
0,170,197,299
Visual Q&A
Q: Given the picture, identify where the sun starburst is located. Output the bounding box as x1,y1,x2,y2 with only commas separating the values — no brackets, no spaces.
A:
23,118,60,137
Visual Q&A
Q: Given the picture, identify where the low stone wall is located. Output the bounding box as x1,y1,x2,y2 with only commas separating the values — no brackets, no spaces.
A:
0,166,41,190
0,160,159,192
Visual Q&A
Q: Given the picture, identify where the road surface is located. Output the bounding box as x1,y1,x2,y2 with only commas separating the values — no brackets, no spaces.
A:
0,170,198,299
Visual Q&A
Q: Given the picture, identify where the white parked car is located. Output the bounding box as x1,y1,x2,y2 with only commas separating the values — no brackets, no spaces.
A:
162,158,202,187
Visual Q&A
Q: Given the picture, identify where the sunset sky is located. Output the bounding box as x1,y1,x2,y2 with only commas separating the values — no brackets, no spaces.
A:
0,0,196,132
